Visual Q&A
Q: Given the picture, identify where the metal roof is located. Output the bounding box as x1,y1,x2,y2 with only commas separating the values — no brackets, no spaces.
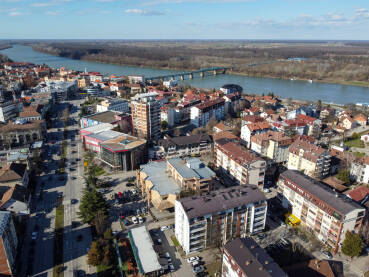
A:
167,158,215,180
80,123,113,134
86,130,122,142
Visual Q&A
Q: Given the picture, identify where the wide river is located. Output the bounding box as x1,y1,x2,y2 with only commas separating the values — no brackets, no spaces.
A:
2,44,369,105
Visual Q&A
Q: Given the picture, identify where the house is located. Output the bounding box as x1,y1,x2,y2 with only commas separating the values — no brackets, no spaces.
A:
340,116,357,130
287,139,331,179
284,259,343,277
0,184,30,215
278,170,365,254
215,139,266,188
350,156,369,185
240,121,271,148
175,185,267,254
0,163,29,195
223,237,287,277
354,114,367,127
223,92,241,114
213,122,232,134
344,186,369,205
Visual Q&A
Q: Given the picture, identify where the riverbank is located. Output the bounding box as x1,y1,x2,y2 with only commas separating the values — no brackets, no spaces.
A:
0,45,12,51
30,45,369,88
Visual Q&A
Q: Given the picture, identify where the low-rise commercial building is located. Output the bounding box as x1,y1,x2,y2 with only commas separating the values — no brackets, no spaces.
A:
83,130,123,153
222,237,286,277
99,134,147,172
80,111,122,128
215,139,266,189
138,158,215,212
278,170,365,253
175,185,267,254
287,139,331,179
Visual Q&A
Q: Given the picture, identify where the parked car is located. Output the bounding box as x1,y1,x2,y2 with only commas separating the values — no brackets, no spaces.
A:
256,233,267,240
187,256,200,263
263,188,271,193
31,232,38,240
160,225,170,231
191,261,200,268
132,217,138,224
322,250,333,259
168,263,175,272
138,216,144,224
193,265,205,273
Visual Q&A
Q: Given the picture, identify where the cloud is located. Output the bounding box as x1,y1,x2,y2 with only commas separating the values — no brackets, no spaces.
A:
125,8,165,16
45,10,60,15
31,2,56,7
355,8,369,19
140,0,253,6
8,11,23,16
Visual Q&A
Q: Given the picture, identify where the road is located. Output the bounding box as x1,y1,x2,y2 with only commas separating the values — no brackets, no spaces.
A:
18,98,95,277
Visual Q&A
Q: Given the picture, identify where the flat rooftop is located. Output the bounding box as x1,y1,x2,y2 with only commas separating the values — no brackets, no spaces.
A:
178,185,266,219
80,123,113,134
86,130,123,142
281,170,363,215
101,134,146,152
83,111,118,123
168,157,215,180
129,226,162,275
140,161,181,196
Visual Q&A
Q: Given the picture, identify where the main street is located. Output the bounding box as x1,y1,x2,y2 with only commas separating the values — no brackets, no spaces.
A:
18,98,95,277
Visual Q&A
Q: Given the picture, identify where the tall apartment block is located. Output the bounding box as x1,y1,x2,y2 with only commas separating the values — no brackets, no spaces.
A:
278,170,365,253
0,211,18,276
190,98,225,127
175,185,267,254
131,92,161,140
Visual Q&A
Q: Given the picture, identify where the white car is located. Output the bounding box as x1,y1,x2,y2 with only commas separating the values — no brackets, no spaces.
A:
31,232,38,240
263,188,271,193
187,256,200,263
132,216,138,224
138,216,144,224
168,263,175,272
160,225,170,231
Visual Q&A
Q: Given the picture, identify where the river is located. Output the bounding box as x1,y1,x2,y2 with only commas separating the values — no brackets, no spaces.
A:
2,44,369,105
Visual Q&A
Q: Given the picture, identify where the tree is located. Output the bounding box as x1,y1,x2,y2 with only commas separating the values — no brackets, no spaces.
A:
342,231,363,258
336,169,350,183
205,117,217,133
161,120,168,130
102,244,114,266
104,228,114,241
78,188,109,224
87,241,102,266
352,132,360,140
94,210,107,236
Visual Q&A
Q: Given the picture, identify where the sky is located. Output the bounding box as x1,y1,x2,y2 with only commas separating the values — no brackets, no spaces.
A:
1,0,369,40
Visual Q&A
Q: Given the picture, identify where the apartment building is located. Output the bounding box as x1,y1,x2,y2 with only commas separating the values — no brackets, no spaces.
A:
215,139,266,189
138,158,215,212
0,211,18,276
131,92,161,140
350,156,369,185
190,98,225,127
96,98,129,114
250,131,293,164
222,237,286,277
287,139,331,179
0,90,17,123
158,134,212,158
278,170,365,253
175,185,267,254
241,122,271,148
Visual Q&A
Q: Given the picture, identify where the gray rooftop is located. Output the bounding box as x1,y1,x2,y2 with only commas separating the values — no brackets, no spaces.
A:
167,157,215,180
81,123,113,133
129,226,162,274
224,237,287,277
86,130,123,142
140,161,181,195
281,170,364,215
0,211,10,236
84,111,118,123
178,185,266,219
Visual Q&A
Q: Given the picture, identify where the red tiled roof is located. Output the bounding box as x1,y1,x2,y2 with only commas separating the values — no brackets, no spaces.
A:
344,186,369,202
296,114,318,124
218,141,263,165
246,122,271,132
289,139,327,162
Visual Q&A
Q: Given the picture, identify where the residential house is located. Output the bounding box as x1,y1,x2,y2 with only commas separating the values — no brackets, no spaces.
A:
240,121,271,148
350,156,369,185
0,184,30,215
354,114,367,127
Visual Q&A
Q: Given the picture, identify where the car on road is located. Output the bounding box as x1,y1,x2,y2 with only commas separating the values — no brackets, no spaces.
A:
123,219,130,226
322,250,333,259
126,183,134,187
160,225,170,231
193,265,205,273
263,188,271,193
31,232,38,240
191,261,200,267
138,216,144,224
256,233,267,240
187,256,200,263
132,216,138,224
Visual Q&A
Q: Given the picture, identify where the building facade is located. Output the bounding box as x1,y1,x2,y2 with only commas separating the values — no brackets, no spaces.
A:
96,98,129,114
175,185,267,254
287,139,331,179
0,211,18,276
131,92,161,140
190,99,225,127
350,156,369,185
278,170,365,253
215,139,266,189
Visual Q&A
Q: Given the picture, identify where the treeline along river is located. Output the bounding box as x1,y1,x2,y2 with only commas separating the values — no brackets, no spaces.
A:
2,44,369,105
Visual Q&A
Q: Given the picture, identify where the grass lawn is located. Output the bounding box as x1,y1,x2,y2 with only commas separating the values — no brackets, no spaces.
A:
53,205,64,277
171,236,180,247
353,151,366,158
345,138,365,148
206,260,222,277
